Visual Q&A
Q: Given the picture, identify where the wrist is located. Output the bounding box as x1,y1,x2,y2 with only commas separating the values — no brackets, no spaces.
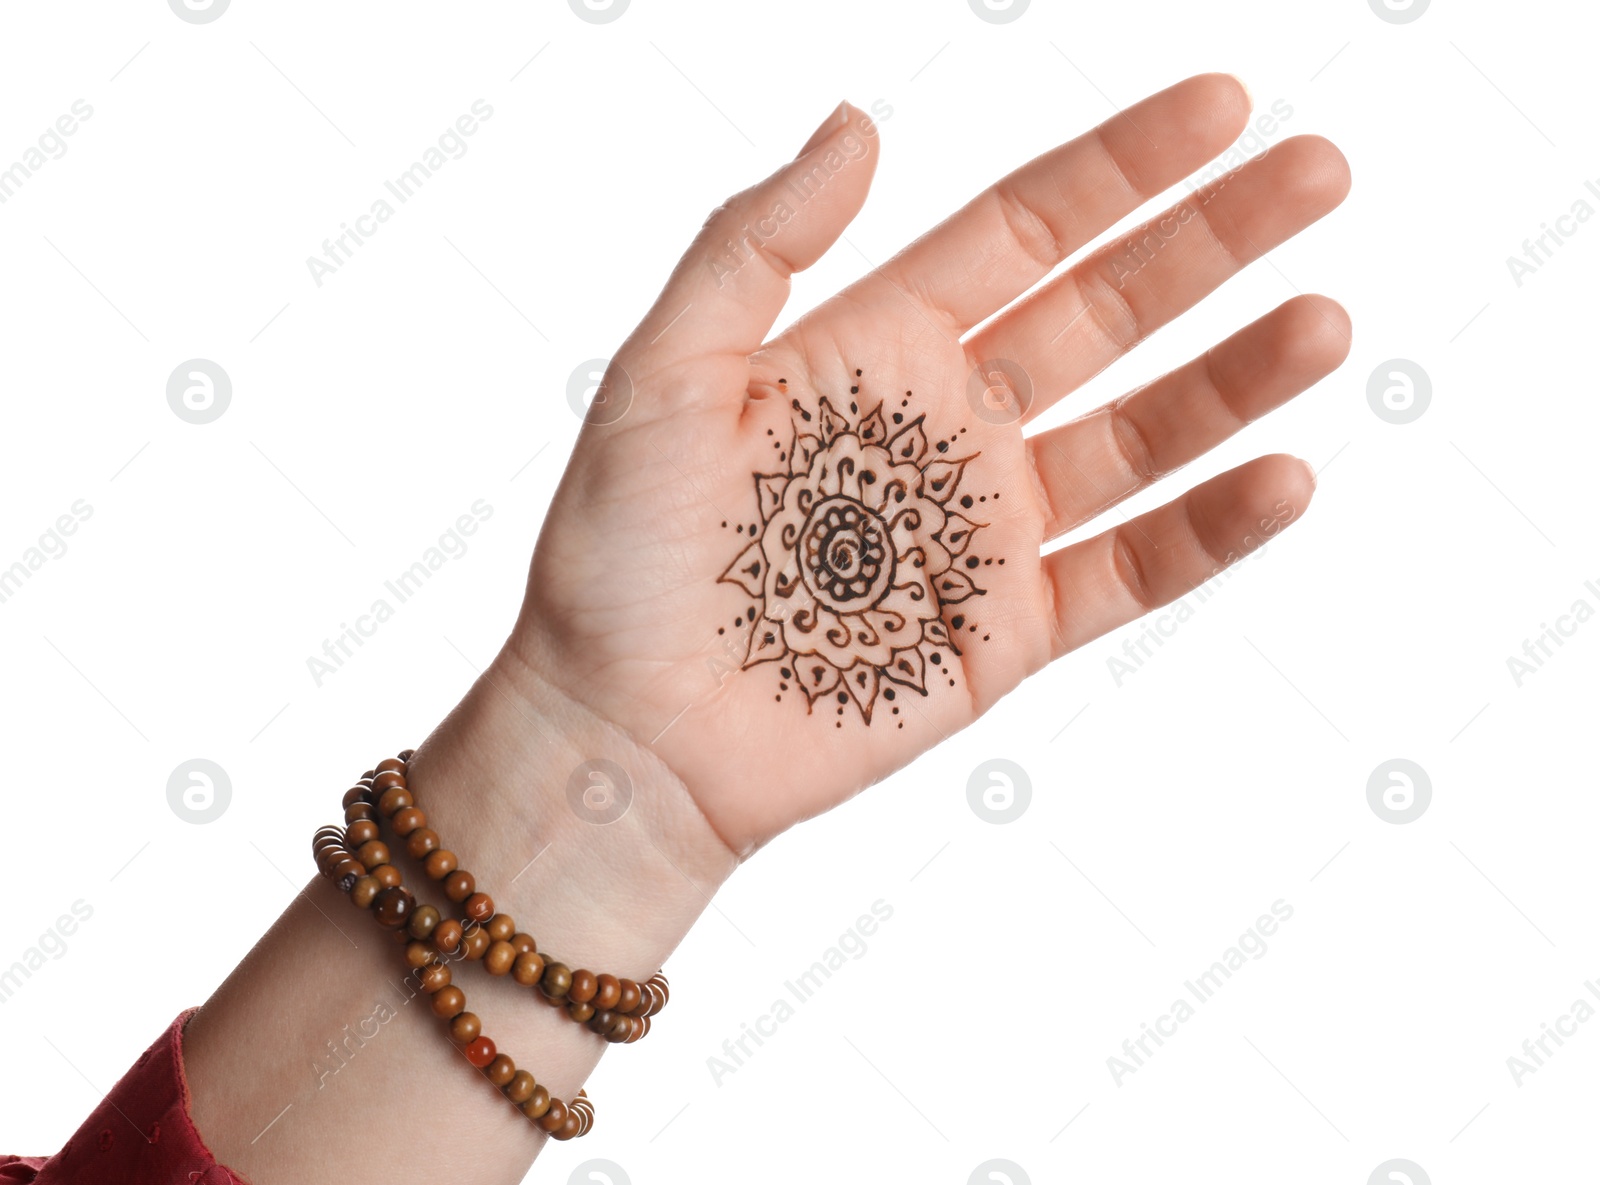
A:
404,640,739,975
186,642,738,1182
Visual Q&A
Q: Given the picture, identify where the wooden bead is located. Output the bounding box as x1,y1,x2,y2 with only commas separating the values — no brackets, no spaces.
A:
566,1000,595,1023
432,919,463,954
316,847,348,876
505,1071,537,1104
541,963,572,997
538,1099,568,1133
344,818,380,846
420,963,452,994
645,982,667,1016
374,757,406,775
350,876,380,908
408,905,441,940
593,974,621,1011
443,870,475,903
568,970,598,1004
396,749,415,762
487,914,515,943
463,892,495,922
404,941,435,969
391,807,426,837
588,1010,616,1035
486,1054,517,1087
372,886,414,929
331,857,364,887
406,828,440,860
520,1085,551,1120
344,803,376,824
553,1111,581,1141
370,864,402,889
464,1036,497,1068
484,941,516,976
604,1015,632,1043
377,786,412,817
340,786,370,809
370,770,405,794
461,927,490,961
449,1011,481,1044
512,952,545,986
510,932,537,955
430,986,466,1019
355,840,390,868
628,1016,651,1043
617,979,641,1015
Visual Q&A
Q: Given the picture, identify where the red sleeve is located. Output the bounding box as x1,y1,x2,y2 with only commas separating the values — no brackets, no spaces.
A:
1,1009,247,1185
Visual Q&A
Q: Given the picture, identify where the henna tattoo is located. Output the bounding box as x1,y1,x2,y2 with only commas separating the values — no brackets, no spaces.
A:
719,374,1003,727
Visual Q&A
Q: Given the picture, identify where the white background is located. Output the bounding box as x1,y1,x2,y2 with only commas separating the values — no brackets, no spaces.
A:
1,1,1595,1182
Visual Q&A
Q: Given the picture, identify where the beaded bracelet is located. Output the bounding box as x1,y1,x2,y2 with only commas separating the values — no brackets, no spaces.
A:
311,824,594,1138
357,751,668,1042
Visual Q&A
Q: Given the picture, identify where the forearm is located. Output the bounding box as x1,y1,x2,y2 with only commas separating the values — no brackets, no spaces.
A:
182,644,738,1184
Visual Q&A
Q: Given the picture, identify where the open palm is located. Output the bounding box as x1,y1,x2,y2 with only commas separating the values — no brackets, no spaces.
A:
511,74,1351,856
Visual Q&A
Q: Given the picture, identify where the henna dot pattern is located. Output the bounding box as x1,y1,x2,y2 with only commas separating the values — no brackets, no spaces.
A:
719,388,989,723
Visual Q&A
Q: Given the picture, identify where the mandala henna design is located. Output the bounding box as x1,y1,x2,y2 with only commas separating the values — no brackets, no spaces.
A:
719,375,1000,726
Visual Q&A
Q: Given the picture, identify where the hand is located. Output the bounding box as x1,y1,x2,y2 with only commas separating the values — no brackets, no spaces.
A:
506,73,1351,857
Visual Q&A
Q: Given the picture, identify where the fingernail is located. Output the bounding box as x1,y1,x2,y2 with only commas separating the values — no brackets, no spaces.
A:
795,101,849,158
1229,73,1254,109
1299,457,1317,489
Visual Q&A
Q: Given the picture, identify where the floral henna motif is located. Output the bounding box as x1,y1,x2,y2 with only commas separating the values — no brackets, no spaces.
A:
719,377,997,725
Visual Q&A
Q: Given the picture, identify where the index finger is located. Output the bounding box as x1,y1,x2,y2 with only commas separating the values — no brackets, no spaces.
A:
839,73,1253,339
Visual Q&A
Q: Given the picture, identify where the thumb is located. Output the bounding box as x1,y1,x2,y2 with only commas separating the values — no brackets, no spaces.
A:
627,101,880,384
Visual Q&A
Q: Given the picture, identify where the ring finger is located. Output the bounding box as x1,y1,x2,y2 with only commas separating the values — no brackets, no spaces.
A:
1028,294,1350,540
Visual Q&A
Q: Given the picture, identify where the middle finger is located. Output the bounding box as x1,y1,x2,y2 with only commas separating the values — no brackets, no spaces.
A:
965,134,1350,426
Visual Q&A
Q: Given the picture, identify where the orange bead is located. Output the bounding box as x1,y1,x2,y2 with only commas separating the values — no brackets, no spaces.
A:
464,1036,497,1068
464,892,495,922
